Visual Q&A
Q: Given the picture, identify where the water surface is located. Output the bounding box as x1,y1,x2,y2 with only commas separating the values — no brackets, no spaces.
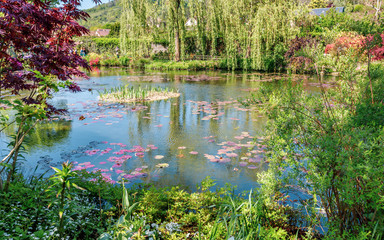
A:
0,68,337,192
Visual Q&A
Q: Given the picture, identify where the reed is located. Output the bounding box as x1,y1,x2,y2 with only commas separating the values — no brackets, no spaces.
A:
99,85,180,103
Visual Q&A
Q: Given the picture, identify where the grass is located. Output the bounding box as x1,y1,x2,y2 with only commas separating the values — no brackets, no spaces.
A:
99,85,180,103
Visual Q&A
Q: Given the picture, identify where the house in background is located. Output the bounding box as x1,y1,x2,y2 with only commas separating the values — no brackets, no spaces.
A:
311,7,344,16
185,18,197,29
86,29,111,37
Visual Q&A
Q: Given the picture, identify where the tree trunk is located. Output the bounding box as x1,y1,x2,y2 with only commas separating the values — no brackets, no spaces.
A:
174,28,180,62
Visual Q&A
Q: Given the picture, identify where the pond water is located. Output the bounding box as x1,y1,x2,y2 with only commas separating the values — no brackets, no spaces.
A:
0,68,336,193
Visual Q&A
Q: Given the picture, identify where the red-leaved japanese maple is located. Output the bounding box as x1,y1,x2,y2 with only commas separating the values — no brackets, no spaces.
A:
0,0,99,191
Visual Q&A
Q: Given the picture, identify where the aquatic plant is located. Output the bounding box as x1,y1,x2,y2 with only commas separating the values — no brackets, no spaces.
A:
99,85,180,103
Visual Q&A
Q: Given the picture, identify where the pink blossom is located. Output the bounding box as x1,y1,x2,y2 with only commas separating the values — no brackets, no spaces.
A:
239,162,248,166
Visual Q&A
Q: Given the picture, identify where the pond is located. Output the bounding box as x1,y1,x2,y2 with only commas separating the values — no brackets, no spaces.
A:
0,68,336,193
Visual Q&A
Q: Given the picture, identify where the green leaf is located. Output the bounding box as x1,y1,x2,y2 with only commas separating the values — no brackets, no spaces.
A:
98,233,113,240
72,183,85,191
51,167,61,173
116,215,126,226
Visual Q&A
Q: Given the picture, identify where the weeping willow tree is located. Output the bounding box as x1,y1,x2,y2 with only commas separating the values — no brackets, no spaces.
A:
188,0,306,71
120,0,184,61
188,0,208,55
120,0,165,58
167,0,186,61
250,1,306,70
120,0,308,70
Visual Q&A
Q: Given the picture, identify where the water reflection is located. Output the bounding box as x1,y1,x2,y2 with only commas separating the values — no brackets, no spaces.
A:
25,120,72,151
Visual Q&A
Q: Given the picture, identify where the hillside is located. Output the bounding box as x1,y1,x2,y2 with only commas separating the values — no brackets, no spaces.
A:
79,0,122,30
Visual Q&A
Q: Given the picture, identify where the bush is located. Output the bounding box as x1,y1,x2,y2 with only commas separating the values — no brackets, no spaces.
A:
324,32,365,58
285,36,319,73
352,4,365,12
353,63,384,127
308,0,327,9
246,67,384,237
76,37,119,55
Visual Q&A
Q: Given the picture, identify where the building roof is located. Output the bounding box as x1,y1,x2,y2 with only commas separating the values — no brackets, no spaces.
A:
94,29,111,37
311,7,344,16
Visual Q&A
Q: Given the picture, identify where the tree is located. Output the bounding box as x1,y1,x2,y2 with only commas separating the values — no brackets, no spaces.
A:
120,0,165,58
0,0,99,191
167,0,185,61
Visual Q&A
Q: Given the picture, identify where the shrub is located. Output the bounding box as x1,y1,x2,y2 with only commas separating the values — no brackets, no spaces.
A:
285,36,319,73
76,37,119,55
308,0,327,9
324,32,365,57
245,68,384,237
353,4,364,12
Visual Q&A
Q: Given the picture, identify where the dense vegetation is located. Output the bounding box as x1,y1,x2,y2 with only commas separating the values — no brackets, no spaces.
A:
79,0,384,73
1,0,384,239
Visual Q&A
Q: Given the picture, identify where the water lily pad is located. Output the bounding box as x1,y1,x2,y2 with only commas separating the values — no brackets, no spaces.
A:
156,163,169,168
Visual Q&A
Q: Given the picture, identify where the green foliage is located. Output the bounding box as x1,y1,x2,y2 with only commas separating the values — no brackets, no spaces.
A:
245,62,384,237
100,177,305,239
78,0,121,30
353,63,384,127
103,22,120,37
309,9,384,39
77,37,119,55
120,0,163,58
308,0,327,9
0,172,116,239
352,4,365,12
46,162,85,239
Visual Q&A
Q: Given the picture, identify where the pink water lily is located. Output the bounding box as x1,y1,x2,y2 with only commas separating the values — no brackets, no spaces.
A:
73,166,85,171
123,174,135,179
189,151,198,155
219,158,231,163
85,149,100,156
135,152,144,157
79,162,91,166
226,152,238,158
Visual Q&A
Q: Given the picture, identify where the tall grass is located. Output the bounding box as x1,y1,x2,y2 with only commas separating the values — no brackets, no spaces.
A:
99,85,180,103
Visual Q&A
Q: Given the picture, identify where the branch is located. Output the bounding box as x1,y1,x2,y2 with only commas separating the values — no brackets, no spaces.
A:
0,120,39,164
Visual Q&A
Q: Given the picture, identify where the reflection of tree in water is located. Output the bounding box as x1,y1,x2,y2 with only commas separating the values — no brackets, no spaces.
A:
24,120,72,151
